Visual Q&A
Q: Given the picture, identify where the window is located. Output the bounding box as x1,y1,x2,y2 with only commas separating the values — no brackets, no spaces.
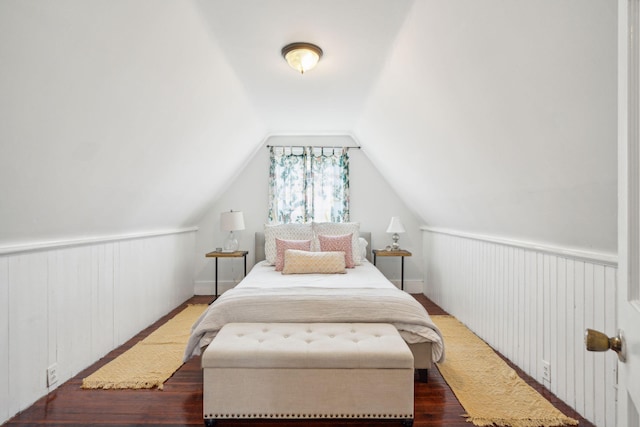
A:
268,146,350,223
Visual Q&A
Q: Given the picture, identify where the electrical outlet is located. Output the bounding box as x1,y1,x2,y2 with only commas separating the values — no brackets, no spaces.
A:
541,360,551,383
47,363,58,387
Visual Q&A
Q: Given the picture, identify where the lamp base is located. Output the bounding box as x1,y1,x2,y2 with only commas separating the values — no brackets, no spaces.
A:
223,231,239,252
391,233,400,250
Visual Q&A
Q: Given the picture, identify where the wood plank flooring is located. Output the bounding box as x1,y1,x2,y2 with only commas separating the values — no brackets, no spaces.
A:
4,295,593,427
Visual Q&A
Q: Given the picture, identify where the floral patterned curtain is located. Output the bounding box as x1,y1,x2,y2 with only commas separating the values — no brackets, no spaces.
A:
268,146,350,223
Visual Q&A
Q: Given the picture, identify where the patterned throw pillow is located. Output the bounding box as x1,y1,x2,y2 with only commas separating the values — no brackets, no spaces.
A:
264,223,314,265
312,222,361,265
318,233,355,268
282,250,346,274
275,238,311,271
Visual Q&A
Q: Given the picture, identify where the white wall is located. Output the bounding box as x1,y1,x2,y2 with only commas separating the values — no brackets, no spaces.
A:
0,230,195,425
424,228,617,426
0,0,265,247
357,0,617,254
194,140,425,294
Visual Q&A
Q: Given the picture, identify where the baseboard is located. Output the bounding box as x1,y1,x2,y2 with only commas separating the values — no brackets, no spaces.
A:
194,280,240,296
388,279,423,294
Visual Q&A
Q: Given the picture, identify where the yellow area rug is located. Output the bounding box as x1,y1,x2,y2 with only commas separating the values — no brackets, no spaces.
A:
82,304,208,390
432,315,578,427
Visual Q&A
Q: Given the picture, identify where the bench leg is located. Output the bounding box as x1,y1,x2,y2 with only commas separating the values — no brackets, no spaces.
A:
416,368,428,383
402,419,414,426
204,419,217,427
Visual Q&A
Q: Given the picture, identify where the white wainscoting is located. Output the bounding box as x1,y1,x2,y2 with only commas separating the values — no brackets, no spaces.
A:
423,228,618,427
0,229,196,425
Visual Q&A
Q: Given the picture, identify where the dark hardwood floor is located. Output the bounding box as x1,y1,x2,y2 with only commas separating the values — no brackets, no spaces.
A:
4,295,593,427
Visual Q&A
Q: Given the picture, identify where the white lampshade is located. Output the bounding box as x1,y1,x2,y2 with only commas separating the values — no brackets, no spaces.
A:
220,210,245,232
386,217,405,234
220,210,245,252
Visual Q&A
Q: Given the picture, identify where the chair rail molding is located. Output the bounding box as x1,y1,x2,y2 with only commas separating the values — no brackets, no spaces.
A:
0,227,199,256
421,226,617,267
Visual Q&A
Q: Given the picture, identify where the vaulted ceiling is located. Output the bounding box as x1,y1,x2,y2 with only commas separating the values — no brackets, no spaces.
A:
0,0,617,253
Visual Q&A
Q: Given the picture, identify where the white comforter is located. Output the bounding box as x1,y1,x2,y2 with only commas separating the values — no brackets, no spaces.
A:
235,260,399,289
184,261,444,362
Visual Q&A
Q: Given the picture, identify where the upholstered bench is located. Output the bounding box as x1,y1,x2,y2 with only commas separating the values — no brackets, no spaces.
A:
202,322,414,426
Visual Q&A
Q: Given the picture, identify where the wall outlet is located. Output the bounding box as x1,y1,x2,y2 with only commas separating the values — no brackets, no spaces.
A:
47,363,58,387
541,360,551,383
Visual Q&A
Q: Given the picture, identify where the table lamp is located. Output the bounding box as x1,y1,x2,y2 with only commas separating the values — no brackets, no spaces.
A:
386,216,405,250
220,210,245,252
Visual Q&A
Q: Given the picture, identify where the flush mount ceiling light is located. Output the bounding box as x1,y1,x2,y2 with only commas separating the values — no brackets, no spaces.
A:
281,42,323,74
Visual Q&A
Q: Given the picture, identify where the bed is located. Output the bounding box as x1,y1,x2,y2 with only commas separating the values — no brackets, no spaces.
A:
184,224,444,378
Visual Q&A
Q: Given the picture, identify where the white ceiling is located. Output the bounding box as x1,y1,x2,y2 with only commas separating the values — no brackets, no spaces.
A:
0,0,618,253
194,0,413,134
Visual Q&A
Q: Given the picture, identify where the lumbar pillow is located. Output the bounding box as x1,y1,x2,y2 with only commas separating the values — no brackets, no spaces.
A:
318,233,355,268
282,249,346,274
275,238,311,271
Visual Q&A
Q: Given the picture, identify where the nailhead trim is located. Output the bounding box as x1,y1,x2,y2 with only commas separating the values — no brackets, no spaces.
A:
204,413,413,419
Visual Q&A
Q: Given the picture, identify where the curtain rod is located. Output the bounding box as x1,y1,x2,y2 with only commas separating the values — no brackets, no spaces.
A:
265,145,361,149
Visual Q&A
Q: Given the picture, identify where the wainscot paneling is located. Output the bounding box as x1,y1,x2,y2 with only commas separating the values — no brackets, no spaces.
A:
0,229,196,425
423,228,618,427
0,258,8,423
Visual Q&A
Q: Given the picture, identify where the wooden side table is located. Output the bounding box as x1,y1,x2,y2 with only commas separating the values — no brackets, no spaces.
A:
205,250,249,297
372,249,412,290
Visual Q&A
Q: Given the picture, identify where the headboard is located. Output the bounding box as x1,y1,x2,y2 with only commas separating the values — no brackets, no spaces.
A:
255,231,372,263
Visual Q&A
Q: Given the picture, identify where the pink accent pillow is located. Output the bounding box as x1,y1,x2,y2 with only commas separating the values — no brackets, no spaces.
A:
318,233,355,268
275,238,311,271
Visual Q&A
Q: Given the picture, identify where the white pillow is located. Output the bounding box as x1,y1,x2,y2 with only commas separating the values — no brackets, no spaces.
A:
312,222,361,265
358,237,368,262
264,223,314,265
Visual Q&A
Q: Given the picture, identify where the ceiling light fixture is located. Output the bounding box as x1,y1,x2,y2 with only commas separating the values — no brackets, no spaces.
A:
281,42,323,74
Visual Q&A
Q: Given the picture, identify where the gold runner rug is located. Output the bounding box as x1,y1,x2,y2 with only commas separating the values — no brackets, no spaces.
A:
82,304,208,390
432,315,578,427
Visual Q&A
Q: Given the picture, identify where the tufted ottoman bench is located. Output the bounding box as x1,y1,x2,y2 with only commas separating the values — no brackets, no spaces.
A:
202,322,414,426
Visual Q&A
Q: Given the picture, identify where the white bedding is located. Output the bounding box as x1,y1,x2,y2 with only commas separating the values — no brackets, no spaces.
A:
184,261,444,363
238,260,397,289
